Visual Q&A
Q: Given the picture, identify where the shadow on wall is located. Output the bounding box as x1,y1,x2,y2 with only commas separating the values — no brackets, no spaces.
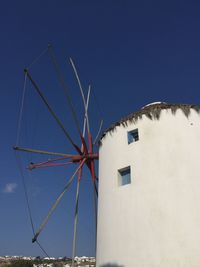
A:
100,264,124,267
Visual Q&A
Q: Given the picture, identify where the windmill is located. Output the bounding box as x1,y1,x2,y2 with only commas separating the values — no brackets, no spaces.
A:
14,45,102,266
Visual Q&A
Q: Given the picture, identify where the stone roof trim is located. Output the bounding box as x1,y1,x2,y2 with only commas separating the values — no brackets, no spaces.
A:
100,103,200,142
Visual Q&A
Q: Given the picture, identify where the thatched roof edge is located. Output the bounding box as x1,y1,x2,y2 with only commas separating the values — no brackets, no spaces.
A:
100,103,200,142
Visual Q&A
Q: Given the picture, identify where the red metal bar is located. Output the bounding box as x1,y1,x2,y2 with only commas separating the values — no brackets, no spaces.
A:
77,163,83,182
90,160,96,181
86,133,97,181
80,135,88,155
88,133,93,154
29,161,74,170
32,156,73,166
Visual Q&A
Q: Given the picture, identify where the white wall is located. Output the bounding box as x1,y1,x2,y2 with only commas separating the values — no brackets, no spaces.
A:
96,108,200,267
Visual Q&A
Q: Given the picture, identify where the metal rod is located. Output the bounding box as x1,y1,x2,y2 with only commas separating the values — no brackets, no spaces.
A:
71,178,81,267
69,58,91,135
94,180,98,197
24,69,81,155
85,85,91,135
71,86,91,266
32,159,86,243
13,146,74,158
93,180,98,256
93,119,104,145
84,87,91,136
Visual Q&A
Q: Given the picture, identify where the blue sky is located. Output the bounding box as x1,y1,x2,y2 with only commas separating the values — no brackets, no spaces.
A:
1,0,200,258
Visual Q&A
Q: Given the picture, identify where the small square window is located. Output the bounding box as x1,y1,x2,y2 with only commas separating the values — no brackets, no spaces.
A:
127,129,139,144
118,166,131,186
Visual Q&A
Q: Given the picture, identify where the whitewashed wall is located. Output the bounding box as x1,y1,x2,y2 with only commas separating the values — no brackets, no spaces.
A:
96,108,200,267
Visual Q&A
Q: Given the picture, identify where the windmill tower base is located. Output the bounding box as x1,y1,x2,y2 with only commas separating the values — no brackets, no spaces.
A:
96,104,200,267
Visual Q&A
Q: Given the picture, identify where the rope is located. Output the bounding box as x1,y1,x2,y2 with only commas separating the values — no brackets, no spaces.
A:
48,45,82,137
15,152,35,234
14,151,50,257
30,98,40,150
27,47,49,70
16,73,27,146
92,86,104,119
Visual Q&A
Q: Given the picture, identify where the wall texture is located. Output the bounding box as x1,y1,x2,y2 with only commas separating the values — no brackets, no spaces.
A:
96,108,200,267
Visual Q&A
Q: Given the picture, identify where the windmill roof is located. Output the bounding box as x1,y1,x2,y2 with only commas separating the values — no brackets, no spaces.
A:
100,102,200,141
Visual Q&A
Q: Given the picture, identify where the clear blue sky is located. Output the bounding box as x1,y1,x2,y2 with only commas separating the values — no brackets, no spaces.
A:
1,0,200,258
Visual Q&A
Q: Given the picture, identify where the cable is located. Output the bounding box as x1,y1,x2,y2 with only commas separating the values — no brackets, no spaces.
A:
91,86,104,120
16,73,27,146
91,88,104,145
36,241,50,258
15,152,35,235
93,119,103,145
48,45,82,137
27,47,49,70
25,69,81,155
14,151,50,257
32,159,86,243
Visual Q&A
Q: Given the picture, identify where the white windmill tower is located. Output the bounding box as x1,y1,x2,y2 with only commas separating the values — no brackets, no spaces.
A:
96,102,200,267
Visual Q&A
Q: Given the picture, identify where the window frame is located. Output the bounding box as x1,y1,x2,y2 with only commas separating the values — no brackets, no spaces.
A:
127,128,139,144
118,166,131,186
